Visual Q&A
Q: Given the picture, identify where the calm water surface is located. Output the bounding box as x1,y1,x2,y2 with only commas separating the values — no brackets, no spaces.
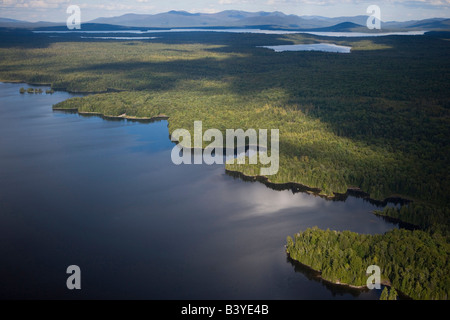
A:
261,43,351,53
33,29,426,37
0,82,397,299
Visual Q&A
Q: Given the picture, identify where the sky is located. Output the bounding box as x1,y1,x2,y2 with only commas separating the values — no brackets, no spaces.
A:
0,0,449,22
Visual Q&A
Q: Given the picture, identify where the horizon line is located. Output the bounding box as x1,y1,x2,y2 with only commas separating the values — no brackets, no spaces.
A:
0,9,449,24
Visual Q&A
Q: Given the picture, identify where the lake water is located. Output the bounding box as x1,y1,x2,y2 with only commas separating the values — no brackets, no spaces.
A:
261,43,351,53
0,82,398,299
33,29,426,37
80,36,159,40
301,31,426,37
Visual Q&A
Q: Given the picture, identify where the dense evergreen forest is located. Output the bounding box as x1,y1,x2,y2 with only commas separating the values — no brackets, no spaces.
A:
1,29,447,204
286,227,449,300
0,28,449,299
374,203,450,235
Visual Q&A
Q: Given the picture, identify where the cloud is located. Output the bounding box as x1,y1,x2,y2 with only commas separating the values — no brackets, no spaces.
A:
0,0,156,10
261,0,450,5
188,7,220,13
0,0,69,8
218,0,256,4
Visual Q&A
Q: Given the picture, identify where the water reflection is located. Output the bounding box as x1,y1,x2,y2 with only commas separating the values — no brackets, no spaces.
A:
260,43,351,53
286,255,374,299
0,82,401,299
226,170,411,208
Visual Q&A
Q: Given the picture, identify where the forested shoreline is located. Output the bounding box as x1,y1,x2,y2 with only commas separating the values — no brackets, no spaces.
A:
1,29,449,299
286,227,449,300
1,30,448,206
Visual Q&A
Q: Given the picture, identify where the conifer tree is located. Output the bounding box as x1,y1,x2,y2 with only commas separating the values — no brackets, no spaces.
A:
380,287,389,300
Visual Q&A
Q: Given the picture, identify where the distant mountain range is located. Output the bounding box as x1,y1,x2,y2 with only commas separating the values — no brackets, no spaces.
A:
0,17,60,28
1,10,449,31
90,10,369,29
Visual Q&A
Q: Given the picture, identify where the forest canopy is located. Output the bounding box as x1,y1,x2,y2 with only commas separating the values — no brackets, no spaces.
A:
286,227,450,300
1,31,445,207
1,29,449,299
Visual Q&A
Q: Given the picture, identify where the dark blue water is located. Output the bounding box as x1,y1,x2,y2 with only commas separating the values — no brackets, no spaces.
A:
0,82,397,299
